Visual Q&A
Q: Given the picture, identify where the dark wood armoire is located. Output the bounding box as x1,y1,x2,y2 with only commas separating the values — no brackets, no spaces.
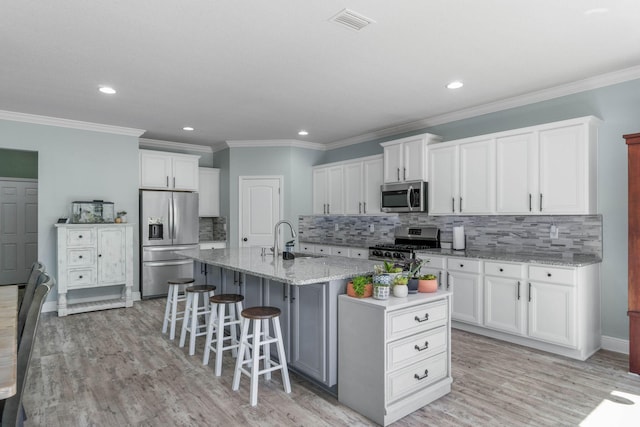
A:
625,132,640,374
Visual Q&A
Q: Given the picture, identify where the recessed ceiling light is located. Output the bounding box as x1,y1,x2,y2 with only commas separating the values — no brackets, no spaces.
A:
98,85,116,95
584,7,609,15
446,81,464,90
298,130,309,136
183,126,194,131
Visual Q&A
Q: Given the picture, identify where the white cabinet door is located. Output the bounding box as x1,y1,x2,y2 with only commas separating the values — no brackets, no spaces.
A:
527,281,576,347
198,167,220,217
538,124,587,214
362,157,383,214
312,168,328,214
327,166,344,214
97,227,126,284
429,145,458,214
484,276,525,335
449,271,482,324
172,156,199,191
383,142,403,183
459,139,495,214
344,162,363,214
403,137,427,182
140,151,172,189
496,133,537,213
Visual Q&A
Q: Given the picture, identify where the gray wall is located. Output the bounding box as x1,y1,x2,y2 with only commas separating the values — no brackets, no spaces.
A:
0,119,140,303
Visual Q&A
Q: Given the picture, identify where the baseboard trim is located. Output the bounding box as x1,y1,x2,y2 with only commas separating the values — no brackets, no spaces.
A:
42,291,142,314
601,335,630,355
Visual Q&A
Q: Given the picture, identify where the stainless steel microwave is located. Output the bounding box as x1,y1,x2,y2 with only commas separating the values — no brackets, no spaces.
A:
380,181,427,213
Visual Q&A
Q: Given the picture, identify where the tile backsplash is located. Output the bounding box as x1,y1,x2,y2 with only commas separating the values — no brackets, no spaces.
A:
199,217,227,242
298,214,602,258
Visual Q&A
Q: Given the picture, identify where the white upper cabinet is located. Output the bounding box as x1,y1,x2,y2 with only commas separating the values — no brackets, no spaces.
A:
198,167,220,217
381,133,441,183
495,117,599,215
459,139,495,214
429,145,458,214
313,155,382,215
139,149,200,191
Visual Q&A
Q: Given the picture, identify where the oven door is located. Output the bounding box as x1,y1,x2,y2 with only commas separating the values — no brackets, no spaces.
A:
381,181,426,212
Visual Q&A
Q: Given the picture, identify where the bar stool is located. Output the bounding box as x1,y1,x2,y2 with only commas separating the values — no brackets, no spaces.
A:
179,284,216,355
162,277,194,340
232,306,291,406
203,294,245,376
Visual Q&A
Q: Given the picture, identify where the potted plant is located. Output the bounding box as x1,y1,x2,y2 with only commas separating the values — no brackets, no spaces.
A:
392,274,409,297
405,258,424,294
418,273,439,293
347,275,373,298
372,264,393,300
116,210,127,223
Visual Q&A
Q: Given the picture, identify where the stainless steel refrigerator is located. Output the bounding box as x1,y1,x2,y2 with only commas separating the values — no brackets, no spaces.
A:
140,190,199,298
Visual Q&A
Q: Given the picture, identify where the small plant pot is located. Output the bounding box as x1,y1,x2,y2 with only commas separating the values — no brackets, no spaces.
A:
418,279,438,293
408,278,419,294
373,273,393,286
373,285,390,300
393,284,408,298
346,282,373,298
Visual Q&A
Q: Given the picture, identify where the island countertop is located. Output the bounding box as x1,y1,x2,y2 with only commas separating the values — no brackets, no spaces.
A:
173,247,379,285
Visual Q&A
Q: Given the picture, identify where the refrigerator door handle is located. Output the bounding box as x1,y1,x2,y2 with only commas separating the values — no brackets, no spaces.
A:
144,260,193,267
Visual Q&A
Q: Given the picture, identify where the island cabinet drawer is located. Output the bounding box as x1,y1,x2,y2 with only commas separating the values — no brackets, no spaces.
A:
528,265,575,285
298,243,315,254
387,326,447,372
387,300,448,340
67,249,95,266
349,248,368,259
314,244,332,255
386,351,448,404
67,268,96,288
420,255,446,270
331,246,349,257
67,228,96,246
447,258,481,273
485,261,524,278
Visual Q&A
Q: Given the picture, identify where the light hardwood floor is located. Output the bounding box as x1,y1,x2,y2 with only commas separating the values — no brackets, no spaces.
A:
23,299,640,426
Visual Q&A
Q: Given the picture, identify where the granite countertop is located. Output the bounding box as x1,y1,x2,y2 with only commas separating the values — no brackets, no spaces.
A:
174,247,378,285
414,248,601,267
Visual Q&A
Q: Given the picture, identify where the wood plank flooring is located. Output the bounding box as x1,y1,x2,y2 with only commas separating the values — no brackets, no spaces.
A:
23,298,640,426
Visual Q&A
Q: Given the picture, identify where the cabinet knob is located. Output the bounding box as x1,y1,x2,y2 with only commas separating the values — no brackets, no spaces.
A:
547,273,552,277
79,275,83,279
78,255,83,259
79,235,83,238
99,254,102,257
460,264,464,268
243,237,248,242
499,268,504,272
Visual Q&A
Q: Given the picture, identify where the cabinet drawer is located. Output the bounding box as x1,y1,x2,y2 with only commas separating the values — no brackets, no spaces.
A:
528,265,575,285
485,261,524,278
67,228,96,246
314,244,332,255
386,351,448,403
447,258,481,273
349,248,368,259
67,268,96,288
387,300,448,340
331,246,349,257
67,249,95,266
299,243,315,254
387,326,447,372
420,255,446,270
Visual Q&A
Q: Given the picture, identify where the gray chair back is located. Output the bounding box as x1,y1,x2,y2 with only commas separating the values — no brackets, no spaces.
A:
16,262,45,344
1,272,54,427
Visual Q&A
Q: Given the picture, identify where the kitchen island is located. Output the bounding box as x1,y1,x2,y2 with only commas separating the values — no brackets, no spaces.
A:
173,247,379,394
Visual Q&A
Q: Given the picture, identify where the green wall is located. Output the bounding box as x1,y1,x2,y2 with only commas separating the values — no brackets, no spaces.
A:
0,119,140,304
0,148,38,178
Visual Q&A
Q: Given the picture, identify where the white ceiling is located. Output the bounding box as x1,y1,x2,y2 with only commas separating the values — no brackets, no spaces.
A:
3,1,640,148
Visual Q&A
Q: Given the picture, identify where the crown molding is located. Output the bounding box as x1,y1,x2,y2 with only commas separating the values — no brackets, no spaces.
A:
226,139,326,151
327,65,640,149
0,110,145,137
138,137,213,153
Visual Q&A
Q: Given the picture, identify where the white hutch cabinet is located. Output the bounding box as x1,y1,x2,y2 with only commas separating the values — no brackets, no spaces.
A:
56,224,134,316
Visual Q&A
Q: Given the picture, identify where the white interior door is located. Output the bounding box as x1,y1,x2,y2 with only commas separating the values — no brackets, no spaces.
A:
239,176,282,248
0,178,38,284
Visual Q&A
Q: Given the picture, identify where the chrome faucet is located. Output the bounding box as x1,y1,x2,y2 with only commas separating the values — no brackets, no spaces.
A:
272,220,297,257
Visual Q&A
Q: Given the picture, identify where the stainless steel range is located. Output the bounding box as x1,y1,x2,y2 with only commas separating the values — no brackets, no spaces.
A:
368,226,440,262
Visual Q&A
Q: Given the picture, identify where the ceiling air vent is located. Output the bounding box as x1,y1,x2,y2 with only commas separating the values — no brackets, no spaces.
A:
329,8,375,31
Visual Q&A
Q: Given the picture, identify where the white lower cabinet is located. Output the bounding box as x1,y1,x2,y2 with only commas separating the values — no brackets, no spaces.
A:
483,261,526,335
447,258,483,325
338,293,453,426
56,224,134,316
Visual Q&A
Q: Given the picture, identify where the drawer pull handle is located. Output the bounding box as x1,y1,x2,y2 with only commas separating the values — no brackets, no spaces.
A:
414,341,429,351
414,313,430,323
414,369,429,381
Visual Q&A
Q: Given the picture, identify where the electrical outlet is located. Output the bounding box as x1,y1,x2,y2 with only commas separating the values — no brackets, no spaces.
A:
334,223,339,231
368,223,375,233
550,225,559,239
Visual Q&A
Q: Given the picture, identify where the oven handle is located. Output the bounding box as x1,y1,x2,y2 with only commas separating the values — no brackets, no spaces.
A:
407,185,414,211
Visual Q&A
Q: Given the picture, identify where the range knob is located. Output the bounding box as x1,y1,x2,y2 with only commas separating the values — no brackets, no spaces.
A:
384,251,392,258
394,252,405,259
373,250,382,256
